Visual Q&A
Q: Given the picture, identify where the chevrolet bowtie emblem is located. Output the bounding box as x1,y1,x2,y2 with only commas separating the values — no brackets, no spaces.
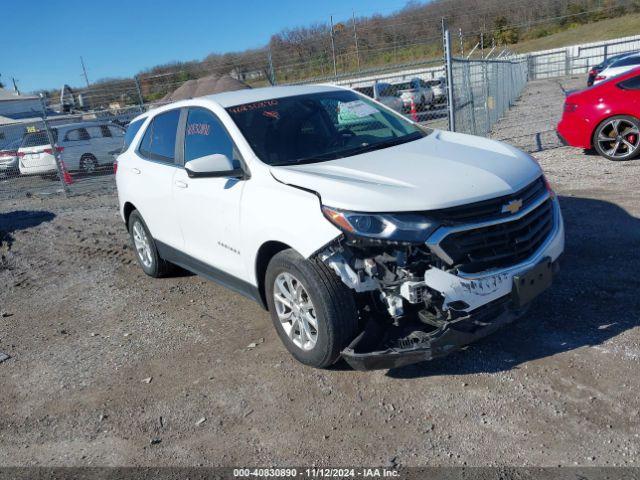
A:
502,199,523,214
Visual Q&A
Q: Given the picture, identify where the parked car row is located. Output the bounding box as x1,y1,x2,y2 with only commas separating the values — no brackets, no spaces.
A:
588,51,640,86
0,121,125,177
355,77,446,114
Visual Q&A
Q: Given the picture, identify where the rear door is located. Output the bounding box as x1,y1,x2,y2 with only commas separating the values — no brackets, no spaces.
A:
61,127,91,171
172,107,247,280
128,109,183,249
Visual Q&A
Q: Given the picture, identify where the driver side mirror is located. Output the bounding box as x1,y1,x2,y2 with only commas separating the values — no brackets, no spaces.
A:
184,154,246,179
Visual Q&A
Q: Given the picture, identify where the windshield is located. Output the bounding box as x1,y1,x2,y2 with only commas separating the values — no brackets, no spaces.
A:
226,90,428,166
396,81,415,90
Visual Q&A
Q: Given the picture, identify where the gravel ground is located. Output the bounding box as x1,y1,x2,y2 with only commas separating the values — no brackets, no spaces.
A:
1,76,639,467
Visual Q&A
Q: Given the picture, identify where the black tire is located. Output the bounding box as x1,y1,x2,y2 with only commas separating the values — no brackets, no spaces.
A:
128,210,174,278
593,115,640,161
265,249,358,369
80,154,98,173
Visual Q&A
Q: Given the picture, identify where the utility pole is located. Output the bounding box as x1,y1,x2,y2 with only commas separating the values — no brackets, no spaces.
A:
80,56,90,87
329,15,338,80
12,77,20,95
459,28,464,56
352,11,361,71
267,48,277,85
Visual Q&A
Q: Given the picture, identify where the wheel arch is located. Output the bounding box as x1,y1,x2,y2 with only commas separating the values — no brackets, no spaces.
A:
591,113,640,152
123,201,137,231
255,240,293,310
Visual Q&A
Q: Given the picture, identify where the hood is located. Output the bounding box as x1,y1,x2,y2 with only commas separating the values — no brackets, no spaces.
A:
270,130,542,212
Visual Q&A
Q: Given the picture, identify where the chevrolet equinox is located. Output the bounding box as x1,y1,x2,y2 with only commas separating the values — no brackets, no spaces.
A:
116,85,564,370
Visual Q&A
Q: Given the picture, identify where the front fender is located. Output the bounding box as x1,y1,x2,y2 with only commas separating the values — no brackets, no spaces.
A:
240,180,341,286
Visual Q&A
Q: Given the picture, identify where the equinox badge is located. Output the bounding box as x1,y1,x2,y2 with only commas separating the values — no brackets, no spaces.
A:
502,199,523,215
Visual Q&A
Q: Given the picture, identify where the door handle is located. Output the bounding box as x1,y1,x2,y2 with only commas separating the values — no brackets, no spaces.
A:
130,167,141,174
175,180,188,189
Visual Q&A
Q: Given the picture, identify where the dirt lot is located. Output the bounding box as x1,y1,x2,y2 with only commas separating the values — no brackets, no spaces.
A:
1,76,639,467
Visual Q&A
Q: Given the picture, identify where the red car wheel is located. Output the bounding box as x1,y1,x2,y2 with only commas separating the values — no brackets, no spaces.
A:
593,115,640,161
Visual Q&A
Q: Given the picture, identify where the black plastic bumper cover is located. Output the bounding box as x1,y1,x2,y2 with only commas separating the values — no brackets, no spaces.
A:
341,299,526,371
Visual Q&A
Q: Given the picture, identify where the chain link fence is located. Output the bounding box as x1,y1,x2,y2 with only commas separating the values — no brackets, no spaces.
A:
2,22,640,201
0,101,146,200
449,57,529,137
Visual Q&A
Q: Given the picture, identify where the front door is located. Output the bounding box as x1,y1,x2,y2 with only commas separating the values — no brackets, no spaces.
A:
172,107,247,280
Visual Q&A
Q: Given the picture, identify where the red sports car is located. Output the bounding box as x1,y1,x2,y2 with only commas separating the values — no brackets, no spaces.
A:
557,66,640,161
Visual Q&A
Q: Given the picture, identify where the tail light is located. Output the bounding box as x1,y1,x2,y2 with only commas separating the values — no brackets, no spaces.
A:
16,151,25,157
113,159,118,174
595,75,606,82
564,103,578,113
0,151,18,158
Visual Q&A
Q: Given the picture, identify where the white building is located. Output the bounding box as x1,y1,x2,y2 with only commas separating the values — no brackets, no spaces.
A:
0,88,41,119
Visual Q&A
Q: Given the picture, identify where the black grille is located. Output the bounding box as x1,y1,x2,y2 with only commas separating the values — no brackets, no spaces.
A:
429,177,546,224
440,198,554,273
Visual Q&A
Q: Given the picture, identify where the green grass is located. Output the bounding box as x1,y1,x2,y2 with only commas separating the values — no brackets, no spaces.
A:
512,14,640,53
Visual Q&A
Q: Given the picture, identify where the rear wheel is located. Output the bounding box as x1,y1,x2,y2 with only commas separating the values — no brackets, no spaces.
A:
80,154,98,173
128,210,175,277
265,249,358,368
593,115,640,161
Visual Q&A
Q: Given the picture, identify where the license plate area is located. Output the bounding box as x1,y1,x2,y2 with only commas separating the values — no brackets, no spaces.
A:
512,258,553,307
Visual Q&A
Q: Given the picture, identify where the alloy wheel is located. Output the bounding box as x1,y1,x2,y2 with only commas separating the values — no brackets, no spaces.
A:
273,272,318,351
132,221,153,268
597,119,640,159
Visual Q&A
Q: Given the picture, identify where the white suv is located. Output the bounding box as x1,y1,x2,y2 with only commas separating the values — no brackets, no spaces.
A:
116,85,564,370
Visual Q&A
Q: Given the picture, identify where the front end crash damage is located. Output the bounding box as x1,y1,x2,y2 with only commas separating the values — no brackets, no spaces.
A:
316,213,562,370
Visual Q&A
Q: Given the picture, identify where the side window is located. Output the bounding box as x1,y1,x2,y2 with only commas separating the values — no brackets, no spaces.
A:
618,75,640,90
109,125,125,137
123,118,145,151
100,125,112,137
139,109,180,162
64,128,90,141
184,108,241,166
86,126,102,139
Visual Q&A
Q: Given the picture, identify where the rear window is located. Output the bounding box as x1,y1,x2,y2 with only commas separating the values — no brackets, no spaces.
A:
20,130,57,148
612,56,640,67
123,118,145,151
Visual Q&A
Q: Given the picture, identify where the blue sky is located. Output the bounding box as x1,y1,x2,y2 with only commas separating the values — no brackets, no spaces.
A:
1,0,416,93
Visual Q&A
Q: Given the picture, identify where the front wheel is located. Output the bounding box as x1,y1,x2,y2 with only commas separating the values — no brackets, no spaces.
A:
593,115,640,161
265,249,358,368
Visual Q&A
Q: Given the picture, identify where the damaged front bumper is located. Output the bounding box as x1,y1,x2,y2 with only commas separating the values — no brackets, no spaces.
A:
340,199,565,371
342,294,528,370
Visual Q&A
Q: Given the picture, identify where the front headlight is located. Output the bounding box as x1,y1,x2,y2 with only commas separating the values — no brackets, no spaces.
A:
322,206,440,244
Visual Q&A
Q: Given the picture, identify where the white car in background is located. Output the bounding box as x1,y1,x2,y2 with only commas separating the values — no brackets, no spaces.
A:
116,85,564,371
594,53,640,85
17,130,60,176
355,83,404,113
427,78,446,103
0,138,22,175
396,78,434,111
57,122,125,173
17,122,125,175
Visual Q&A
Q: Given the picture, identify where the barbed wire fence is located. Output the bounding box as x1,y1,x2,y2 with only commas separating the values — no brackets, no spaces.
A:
2,2,640,200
